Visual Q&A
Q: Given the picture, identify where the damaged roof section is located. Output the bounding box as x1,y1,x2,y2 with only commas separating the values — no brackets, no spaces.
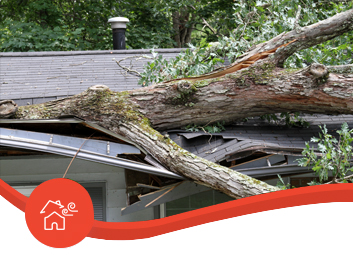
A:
0,118,184,180
0,118,211,216
167,114,353,179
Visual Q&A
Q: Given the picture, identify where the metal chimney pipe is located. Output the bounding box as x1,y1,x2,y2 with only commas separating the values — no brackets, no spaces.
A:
108,17,129,50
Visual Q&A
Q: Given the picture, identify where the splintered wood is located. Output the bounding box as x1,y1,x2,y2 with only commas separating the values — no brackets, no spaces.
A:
167,39,297,82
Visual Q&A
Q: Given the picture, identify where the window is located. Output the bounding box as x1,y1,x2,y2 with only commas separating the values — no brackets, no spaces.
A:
166,190,233,217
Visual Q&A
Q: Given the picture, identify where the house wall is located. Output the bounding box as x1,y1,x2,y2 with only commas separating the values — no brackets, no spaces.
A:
0,155,155,222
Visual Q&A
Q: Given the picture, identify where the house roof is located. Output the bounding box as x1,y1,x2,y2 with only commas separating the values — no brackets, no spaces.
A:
40,200,64,214
167,114,353,163
2,48,352,181
0,48,183,106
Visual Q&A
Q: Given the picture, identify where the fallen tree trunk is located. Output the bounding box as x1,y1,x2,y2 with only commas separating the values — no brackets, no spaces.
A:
3,9,353,199
131,61,353,130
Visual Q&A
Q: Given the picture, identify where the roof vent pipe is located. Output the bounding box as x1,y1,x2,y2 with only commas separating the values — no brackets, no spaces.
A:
108,17,129,50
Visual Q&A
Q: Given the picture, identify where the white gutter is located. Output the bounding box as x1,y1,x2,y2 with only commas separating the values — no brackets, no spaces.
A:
0,127,185,180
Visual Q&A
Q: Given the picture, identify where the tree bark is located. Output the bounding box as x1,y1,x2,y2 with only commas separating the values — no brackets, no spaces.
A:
131,61,353,130
4,9,353,199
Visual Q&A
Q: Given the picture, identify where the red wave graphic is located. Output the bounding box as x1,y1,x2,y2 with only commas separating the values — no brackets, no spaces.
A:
0,178,28,212
1,178,353,240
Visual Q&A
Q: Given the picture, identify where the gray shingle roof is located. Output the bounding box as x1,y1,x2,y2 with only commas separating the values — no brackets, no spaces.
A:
0,49,184,105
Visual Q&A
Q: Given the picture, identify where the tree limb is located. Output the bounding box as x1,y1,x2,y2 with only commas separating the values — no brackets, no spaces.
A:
294,5,302,33
325,172,353,184
130,61,353,130
189,5,220,37
11,86,279,199
165,8,353,83
114,55,153,78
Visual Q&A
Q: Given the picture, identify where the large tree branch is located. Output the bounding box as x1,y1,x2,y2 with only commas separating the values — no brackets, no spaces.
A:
273,8,353,66
165,8,353,82
11,85,279,199
131,61,352,130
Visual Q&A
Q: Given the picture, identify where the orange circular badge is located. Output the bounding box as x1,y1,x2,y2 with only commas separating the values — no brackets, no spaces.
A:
25,178,94,248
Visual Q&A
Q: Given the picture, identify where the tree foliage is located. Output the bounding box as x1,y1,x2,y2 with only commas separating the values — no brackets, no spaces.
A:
2,0,351,54
297,123,353,184
140,0,353,86
0,0,238,51
0,0,113,51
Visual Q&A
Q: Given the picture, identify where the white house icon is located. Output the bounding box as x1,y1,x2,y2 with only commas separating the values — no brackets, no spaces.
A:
40,200,77,231
40,200,66,231
44,211,65,230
